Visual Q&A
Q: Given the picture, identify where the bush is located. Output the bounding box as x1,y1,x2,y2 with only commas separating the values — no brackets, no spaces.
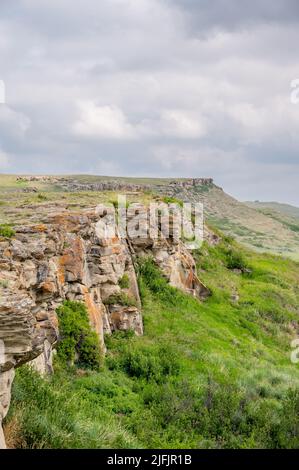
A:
118,274,130,289
37,193,48,201
104,292,137,307
225,247,249,271
56,301,101,370
276,389,299,448
107,341,180,383
161,196,183,207
0,223,15,238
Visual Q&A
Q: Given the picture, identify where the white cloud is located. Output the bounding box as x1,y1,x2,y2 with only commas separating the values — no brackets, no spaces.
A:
72,103,207,141
159,110,207,139
72,101,136,139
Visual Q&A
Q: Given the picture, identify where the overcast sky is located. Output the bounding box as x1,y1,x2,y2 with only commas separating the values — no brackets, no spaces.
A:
0,0,299,204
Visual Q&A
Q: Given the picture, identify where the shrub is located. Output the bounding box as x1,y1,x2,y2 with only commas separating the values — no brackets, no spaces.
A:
276,389,299,448
107,342,180,383
123,346,179,382
118,274,130,289
104,292,137,307
56,301,101,370
161,196,183,207
225,247,249,271
0,224,15,238
37,193,48,201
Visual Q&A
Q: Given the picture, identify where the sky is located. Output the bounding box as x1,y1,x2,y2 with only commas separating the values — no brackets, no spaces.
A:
0,0,299,205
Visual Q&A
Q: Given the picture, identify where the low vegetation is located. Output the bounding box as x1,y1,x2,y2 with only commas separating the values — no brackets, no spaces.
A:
104,292,137,307
118,274,130,289
56,301,101,370
0,224,15,238
37,193,48,202
161,196,183,207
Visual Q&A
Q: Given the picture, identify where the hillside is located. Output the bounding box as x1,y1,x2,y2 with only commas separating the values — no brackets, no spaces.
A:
246,201,299,221
159,182,299,259
245,201,299,255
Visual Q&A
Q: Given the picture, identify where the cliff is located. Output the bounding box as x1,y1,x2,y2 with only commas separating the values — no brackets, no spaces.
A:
0,204,211,448
15,176,214,193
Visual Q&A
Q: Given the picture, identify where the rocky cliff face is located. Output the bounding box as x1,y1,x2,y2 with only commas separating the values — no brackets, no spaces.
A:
0,204,211,448
17,175,214,194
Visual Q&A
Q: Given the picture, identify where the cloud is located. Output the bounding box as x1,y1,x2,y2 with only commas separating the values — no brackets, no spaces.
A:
0,150,9,169
0,105,30,138
169,0,299,34
159,110,207,139
72,102,207,141
73,101,136,139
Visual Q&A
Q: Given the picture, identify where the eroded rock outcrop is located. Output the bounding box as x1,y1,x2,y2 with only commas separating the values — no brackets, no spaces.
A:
51,177,214,194
0,204,211,447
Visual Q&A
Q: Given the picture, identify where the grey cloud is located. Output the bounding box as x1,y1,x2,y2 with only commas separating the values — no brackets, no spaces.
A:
168,0,299,34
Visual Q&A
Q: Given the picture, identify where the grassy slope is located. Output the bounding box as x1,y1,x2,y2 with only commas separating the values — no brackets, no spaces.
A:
192,187,299,260
246,201,299,221
5,238,299,449
244,202,299,256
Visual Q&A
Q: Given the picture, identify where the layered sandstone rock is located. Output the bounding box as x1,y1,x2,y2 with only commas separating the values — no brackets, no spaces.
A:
126,203,210,299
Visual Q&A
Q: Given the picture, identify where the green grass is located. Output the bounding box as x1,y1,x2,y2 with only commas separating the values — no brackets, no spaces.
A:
0,223,15,238
5,238,299,448
161,196,184,207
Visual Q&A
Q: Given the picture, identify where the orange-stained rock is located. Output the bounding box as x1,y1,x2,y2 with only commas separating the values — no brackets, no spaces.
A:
82,286,105,350
39,281,56,293
33,224,47,233
107,305,143,336
59,235,88,283
3,249,11,259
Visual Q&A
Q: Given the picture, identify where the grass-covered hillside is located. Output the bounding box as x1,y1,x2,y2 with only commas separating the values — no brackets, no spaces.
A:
246,201,299,221
4,236,299,449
